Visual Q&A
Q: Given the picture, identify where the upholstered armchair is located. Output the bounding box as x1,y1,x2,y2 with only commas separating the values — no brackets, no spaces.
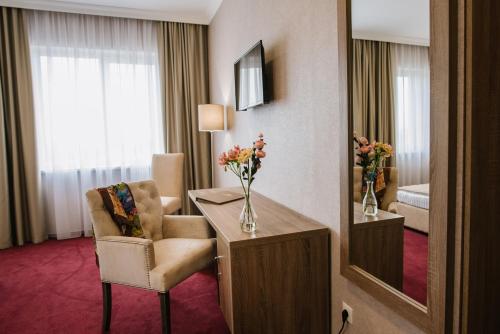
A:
152,153,184,214
86,180,215,334
353,166,398,211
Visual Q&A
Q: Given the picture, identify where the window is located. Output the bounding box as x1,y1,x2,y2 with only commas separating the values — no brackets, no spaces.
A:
393,44,430,186
33,49,163,171
27,11,164,239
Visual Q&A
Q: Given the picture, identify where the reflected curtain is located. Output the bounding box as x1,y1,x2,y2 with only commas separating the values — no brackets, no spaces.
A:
157,22,211,213
352,39,395,166
392,44,430,186
27,11,164,239
0,7,45,249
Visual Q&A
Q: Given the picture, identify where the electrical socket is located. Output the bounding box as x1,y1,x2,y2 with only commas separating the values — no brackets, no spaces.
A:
342,302,353,324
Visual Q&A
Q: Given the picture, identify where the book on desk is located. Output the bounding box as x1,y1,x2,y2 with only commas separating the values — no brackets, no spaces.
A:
194,189,244,205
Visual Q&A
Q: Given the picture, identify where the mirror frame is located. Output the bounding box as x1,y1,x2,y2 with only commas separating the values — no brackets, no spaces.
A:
338,0,463,332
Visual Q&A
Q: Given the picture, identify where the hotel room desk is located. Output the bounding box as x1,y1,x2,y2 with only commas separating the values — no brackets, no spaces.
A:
189,188,330,334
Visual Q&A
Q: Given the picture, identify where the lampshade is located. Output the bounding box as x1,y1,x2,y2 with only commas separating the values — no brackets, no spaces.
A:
198,104,225,132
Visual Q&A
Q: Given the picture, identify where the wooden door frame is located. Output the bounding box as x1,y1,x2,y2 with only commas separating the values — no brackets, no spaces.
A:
338,0,465,332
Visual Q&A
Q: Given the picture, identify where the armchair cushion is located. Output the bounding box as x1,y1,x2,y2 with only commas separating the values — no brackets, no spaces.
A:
150,238,216,292
162,215,213,239
96,236,155,289
160,196,182,215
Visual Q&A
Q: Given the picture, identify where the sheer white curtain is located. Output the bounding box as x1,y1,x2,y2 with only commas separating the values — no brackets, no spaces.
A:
27,11,164,239
392,44,430,186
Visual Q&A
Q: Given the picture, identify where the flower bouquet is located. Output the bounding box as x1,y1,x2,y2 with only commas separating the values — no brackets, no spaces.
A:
218,133,267,233
353,134,394,216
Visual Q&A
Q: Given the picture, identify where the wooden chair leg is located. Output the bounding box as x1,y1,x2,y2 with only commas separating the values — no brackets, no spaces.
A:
159,291,171,334
102,282,112,332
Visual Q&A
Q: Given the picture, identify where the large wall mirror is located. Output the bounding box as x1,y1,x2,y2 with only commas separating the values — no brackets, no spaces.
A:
339,0,456,331
351,0,430,305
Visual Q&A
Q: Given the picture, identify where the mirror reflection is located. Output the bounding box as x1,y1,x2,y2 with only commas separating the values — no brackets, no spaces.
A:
350,0,430,305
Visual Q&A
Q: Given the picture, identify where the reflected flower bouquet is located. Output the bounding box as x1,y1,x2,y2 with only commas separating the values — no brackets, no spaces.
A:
353,134,394,182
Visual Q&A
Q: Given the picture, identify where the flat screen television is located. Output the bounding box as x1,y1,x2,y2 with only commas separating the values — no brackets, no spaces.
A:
234,41,267,111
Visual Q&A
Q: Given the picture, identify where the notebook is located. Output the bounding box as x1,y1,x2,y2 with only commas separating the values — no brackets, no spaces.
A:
195,190,244,205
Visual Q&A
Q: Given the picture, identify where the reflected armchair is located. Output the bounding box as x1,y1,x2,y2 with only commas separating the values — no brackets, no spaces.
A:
86,180,215,333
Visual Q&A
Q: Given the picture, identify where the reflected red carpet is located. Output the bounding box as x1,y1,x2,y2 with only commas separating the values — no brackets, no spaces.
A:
0,238,229,334
403,228,428,305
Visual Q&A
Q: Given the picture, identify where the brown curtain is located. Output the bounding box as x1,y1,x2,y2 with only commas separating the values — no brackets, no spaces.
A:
157,22,211,213
0,7,45,249
352,39,395,165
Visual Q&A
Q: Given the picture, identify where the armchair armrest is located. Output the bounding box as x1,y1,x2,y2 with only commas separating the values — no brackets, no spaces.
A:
95,236,155,289
162,215,214,239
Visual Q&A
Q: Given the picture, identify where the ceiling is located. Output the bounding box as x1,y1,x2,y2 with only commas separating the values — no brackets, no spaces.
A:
0,0,223,24
352,0,429,46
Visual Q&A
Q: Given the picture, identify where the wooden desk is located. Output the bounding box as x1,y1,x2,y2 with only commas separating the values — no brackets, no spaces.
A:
351,203,404,290
189,188,330,334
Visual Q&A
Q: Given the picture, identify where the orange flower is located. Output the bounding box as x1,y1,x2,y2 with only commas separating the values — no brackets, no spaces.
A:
256,150,266,158
359,145,372,154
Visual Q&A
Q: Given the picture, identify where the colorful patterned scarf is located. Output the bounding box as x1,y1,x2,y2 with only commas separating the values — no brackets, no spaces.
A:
97,182,145,238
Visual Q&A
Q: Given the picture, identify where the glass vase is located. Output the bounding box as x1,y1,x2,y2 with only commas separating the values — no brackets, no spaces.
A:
239,192,257,233
362,180,378,216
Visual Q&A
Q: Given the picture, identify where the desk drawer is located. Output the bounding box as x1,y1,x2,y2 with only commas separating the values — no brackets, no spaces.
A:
216,236,233,331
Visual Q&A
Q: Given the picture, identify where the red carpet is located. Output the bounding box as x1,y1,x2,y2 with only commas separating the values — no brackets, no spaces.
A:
403,228,428,305
0,231,428,332
0,238,230,334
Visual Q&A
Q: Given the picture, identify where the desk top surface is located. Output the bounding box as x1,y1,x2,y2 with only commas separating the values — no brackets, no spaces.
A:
189,188,329,246
353,202,404,226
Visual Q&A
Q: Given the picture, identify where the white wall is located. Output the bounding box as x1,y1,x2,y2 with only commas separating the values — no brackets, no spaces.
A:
208,0,422,332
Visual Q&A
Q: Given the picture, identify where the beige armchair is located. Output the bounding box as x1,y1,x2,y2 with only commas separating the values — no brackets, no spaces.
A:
353,166,398,211
152,153,184,214
86,180,215,334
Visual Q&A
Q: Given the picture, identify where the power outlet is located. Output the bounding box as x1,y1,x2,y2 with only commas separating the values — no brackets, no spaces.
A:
342,302,353,324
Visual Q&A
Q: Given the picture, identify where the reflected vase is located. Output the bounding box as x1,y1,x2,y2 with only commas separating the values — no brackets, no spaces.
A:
239,191,257,233
362,181,378,216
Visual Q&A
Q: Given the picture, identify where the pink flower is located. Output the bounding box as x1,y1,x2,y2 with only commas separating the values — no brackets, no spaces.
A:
218,152,228,166
227,148,238,160
254,139,265,150
233,145,241,154
359,137,369,145
256,150,266,158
